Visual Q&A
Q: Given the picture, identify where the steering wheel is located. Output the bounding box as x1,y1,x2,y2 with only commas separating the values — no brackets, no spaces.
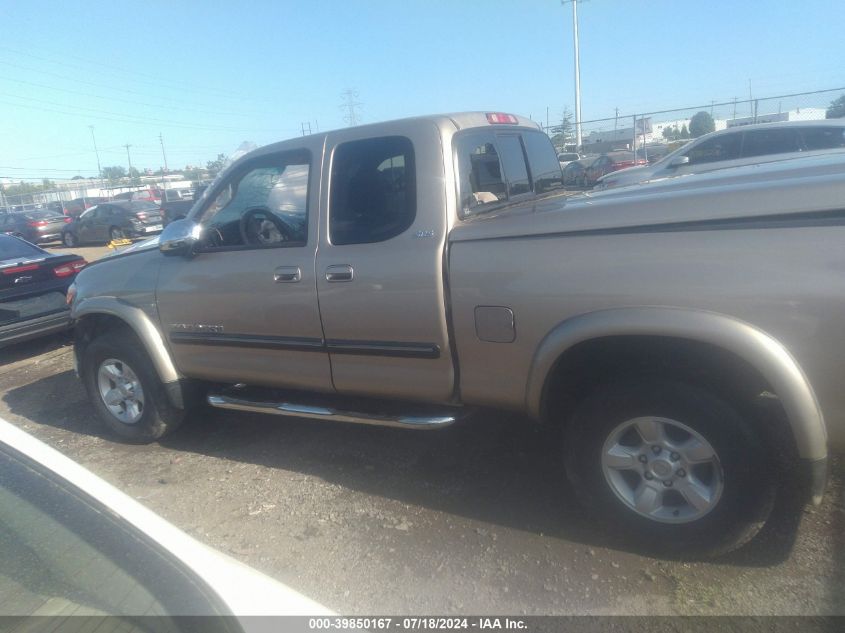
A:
239,206,295,246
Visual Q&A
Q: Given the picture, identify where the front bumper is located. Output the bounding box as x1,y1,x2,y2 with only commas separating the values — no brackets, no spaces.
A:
800,457,829,505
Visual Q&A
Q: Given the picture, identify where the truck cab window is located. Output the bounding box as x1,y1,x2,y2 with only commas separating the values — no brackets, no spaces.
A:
496,135,531,197
455,133,507,215
198,152,309,249
330,136,416,246
522,131,564,194
685,135,741,165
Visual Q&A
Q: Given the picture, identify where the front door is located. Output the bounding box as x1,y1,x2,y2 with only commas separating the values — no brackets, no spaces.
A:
76,206,108,243
156,146,332,391
315,129,455,404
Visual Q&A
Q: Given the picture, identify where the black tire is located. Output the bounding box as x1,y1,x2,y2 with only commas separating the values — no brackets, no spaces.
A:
81,330,185,443
109,227,124,241
62,231,78,247
563,379,775,558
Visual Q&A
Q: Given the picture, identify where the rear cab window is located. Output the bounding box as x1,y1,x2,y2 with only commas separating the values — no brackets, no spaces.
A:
455,128,563,217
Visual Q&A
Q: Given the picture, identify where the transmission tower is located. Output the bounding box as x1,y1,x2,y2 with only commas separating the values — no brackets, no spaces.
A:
340,89,362,126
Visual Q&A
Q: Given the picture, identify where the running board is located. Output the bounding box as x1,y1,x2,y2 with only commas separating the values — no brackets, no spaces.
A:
206,393,461,430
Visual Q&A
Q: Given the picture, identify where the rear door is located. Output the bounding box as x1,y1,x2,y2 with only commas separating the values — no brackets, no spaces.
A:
315,125,455,403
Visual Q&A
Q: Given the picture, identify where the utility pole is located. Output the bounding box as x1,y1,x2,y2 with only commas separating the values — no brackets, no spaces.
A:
748,79,753,117
301,122,312,137
562,1,583,150
158,133,169,173
340,89,362,127
124,144,133,174
614,107,619,136
732,97,737,122
88,125,101,177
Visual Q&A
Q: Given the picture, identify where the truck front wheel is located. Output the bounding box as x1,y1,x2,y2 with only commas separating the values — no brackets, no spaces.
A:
81,331,185,443
564,379,775,557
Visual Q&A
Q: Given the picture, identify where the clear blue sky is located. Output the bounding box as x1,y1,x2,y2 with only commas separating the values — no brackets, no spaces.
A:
1,0,843,179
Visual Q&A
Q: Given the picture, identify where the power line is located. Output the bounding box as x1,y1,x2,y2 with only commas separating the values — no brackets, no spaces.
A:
0,46,265,105
0,94,270,133
0,74,261,119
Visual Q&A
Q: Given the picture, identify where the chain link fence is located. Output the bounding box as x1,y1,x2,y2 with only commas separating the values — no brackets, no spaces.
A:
542,87,844,161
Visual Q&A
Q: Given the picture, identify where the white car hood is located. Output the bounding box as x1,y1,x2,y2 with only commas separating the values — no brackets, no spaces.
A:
0,416,330,617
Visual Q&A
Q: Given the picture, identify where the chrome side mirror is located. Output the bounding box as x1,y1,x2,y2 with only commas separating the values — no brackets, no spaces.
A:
669,155,690,167
159,219,201,257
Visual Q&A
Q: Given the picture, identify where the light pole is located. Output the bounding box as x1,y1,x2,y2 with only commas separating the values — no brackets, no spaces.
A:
562,1,583,151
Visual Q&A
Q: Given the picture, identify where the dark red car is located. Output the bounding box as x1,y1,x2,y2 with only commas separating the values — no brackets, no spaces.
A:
584,152,648,188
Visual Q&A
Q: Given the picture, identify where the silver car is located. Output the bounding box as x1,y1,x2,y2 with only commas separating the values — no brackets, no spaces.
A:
595,119,845,190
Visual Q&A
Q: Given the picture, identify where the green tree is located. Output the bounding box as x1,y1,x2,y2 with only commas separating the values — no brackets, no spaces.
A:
662,126,680,141
680,124,690,139
689,111,716,137
101,165,126,182
826,94,845,119
206,153,228,176
549,107,574,148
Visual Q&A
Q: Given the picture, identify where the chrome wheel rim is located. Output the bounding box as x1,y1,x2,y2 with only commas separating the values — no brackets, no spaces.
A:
97,358,144,425
601,417,724,524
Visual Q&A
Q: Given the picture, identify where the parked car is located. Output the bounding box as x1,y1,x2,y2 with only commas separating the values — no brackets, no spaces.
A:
0,209,70,244
0,416,329,618
114,188,163,205
562,157,593,188
595,119,845,190
69,111,838,557
62,201,165,246
584,151,649,187
65,196,107,218
557,152,581,168
0,234,85,347
160,188,197,224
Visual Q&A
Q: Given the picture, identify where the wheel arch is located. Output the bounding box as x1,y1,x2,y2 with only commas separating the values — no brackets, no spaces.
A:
74,297,181,388
526,307,827,461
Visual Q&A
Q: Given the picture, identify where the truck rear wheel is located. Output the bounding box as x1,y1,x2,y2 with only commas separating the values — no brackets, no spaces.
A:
563,379,775,558
81,330,185,443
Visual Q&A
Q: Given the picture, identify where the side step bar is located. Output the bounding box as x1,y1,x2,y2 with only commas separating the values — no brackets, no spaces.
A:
206,393,461,430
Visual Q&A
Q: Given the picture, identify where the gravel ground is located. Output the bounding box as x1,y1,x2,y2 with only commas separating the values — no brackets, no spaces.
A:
0,334,843,616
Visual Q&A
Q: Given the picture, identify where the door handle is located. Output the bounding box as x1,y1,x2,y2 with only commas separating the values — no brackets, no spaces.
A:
325,264,354,282
273,266,301,283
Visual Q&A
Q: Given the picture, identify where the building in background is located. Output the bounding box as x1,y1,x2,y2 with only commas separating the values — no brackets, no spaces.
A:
725,107,827,127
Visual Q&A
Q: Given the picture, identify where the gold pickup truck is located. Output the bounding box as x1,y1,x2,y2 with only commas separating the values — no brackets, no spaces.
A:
68,112,843,556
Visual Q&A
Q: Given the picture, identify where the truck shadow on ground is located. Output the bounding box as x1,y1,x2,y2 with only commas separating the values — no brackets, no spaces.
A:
4,368,833,569
1,332,73,367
